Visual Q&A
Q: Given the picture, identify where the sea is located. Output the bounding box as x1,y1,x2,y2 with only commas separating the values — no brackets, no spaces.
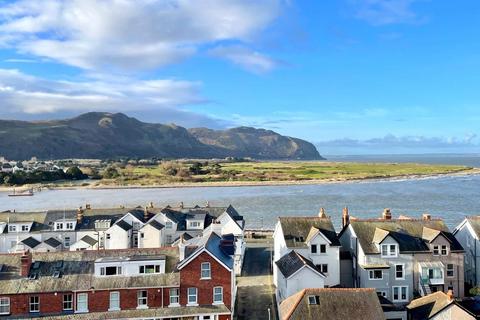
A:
1,153,479,231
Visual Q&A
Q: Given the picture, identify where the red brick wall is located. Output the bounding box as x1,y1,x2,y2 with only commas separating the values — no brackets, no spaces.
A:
5,292,68,316
179,251,232,308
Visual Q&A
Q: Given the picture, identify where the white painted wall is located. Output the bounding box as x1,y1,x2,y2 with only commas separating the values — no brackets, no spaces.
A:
104,224,130,249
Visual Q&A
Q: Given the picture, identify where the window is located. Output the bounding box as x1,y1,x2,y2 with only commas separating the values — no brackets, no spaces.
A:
66,222,74,230
166,221,173,229
433,245,439,255
0,297,10,315
441,245,448,256
100,266,122,276
76,293,88,312
63,294,73,311
319,244,326,253
169,288,180,305
311,244,317,254
139,265,161,274
201,262,211,279
381,244,397,257
56,222,63,230
308,295,317,305
137,290,148,308
106,233,111,240
21,225,29,232
29,296,39,313
392,286,408,302
213,287,223,304
166,235,173,244
109,292,120,311
8,225,16,232
188,288,198,305
64,236,71,247
376,291,387,298
190,221,201,228
395,264,404,280
447,264,454,277
369,270,383,280
317,264,328,274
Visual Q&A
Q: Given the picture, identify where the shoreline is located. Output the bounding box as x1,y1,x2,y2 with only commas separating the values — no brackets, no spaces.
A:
1,167,479,193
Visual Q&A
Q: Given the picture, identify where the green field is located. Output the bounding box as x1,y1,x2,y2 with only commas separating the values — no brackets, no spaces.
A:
96,161,473,186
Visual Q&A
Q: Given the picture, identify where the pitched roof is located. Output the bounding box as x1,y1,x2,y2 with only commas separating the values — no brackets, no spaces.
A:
349,218,463,254
466,216,480,239
147,220,164,231
275,250,324,279
21,236,41,248
115,220,133,231
80,235,98,246
43,237,62,248
0,247,179,295
406,292,460,320
279,288,385,320
279,217,341,248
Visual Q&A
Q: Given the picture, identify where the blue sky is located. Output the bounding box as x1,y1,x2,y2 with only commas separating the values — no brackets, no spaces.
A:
0,0,479,155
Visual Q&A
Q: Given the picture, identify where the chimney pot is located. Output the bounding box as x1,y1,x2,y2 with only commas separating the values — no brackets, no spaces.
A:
20,250,32,277
76,207,84,224
382,208,392,220
85,203,91,210
179,202,184,208
149,202,154,208
342,207,349,228
423,213,431,221
206,201,210,208
144,207,150,221
447,289,454,301
319,208,327,218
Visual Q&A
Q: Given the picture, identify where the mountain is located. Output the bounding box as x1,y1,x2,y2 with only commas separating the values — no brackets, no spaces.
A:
0,112,323,160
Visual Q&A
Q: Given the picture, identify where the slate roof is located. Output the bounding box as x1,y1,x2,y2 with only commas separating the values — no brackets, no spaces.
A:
43,237,62,248
349,218,463,254
147,220,165,231
21,236,41,249
275,250,324,279
406,291,472,320
279,288,385,320
279,217,341,248
80,235,98,246
0,247,179,295
115,220,133,231
178,232,234,270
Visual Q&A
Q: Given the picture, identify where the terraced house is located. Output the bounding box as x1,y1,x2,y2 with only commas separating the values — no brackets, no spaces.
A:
273,209,341,302
0,231,235,319
339,209,465,303
0,204,245,275
453,216,480,289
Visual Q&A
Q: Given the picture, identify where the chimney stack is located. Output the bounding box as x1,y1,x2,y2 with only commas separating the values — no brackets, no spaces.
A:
205,201,210,208
149,202,154,208
20,250,32,277
382,208,392,220
319,208,327,218
179,202,184,209
76,207,84,224
342,207,350,228
422,213,431,221
446,289,454,301
85,203,91,210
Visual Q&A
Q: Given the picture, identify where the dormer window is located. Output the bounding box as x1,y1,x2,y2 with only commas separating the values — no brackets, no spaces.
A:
311,244,318,254
65,222,74,230
433,245,439,255
166,221,173,229
21,225,30,232
320,244,327,253
100,266,122,276
139,265,161,274
189,221,201,228
8,225,16,232
381,244,398,257
441,245,448,256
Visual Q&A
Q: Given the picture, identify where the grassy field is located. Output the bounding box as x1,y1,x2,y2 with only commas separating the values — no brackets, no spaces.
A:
94,161,473,186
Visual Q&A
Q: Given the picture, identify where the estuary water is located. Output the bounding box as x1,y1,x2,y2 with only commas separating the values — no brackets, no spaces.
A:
1,173,479,231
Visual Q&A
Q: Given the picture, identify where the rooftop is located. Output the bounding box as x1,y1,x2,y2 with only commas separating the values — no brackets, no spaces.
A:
279,216,341,248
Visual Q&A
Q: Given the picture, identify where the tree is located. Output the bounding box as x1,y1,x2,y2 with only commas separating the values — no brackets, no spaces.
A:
103,166,120,179
66,166,88,180
189,162,203,175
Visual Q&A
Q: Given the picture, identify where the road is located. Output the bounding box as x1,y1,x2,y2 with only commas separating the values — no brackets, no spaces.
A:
234,241,278,320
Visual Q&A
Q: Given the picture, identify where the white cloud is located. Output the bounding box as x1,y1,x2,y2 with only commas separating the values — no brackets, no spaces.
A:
352,0,425,26
208,45,281,74
0,68,206,115
0,0,282,71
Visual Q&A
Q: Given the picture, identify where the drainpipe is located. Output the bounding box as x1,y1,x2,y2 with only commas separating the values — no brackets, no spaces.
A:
475,239,478,286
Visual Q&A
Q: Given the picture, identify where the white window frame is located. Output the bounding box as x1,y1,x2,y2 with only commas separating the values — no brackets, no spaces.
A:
29,296,40,313
100,266,122,276
21,225,29,232
169,288,180,306
165,221,173,229
308,295,317,305
64,236,71,247
109,291,120,311
0,297,10,315
137,290,148,309
392,286,408,302
320,264,328,274
139,264,161,274
187,287,198,306
63,294,73,311
66,222,74,230
76,293,88,313
319,244,327,254
311,244,318,254
433,245,439,256
201,262,211,279
395,264,405,280
376,290,387,298
8,225,16,232
447,264,454,277
441,245,448,256
213,287,223,304
381,244,398,257
369,269,383,280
